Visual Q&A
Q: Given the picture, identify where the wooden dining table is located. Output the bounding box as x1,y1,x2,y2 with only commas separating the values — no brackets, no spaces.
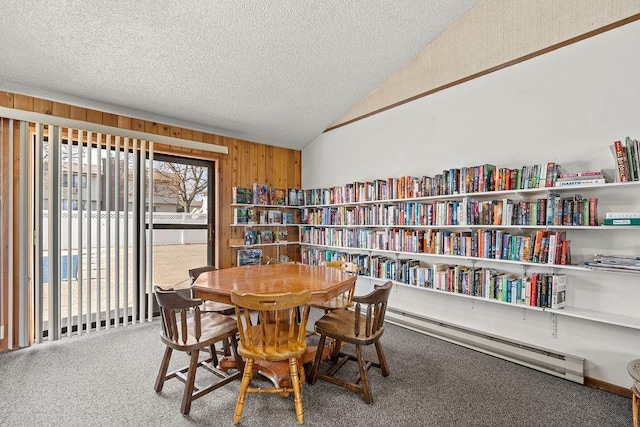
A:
191,263,357,387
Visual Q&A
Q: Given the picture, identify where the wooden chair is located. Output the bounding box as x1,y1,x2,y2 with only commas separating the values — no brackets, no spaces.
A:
188,266,236,315
188,266,238,359
308,261,357,312
308,281,393,404
153,286,242,415
230,290,312,425
628,359,640,427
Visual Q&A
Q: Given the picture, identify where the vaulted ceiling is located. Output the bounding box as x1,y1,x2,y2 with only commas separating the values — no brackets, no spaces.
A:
0,1,479,149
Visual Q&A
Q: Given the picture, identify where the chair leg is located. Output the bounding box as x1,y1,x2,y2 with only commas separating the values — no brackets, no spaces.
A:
229,334,244,373
308,334,327,385
633,388,639,427
181,349,200,415
234,358,254,425
154,346,173,392
330,338,343,360
208,344,220,368
355,345,372,404
374,340,390,377
290,357,304,424
222,337,231,356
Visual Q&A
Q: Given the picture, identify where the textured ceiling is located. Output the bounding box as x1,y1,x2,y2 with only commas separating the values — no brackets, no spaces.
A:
0,0,479,149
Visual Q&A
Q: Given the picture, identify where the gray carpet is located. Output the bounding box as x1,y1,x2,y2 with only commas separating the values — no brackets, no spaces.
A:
0,317,631,427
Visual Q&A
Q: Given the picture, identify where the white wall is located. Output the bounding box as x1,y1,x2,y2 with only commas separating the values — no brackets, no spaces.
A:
302,20,640,388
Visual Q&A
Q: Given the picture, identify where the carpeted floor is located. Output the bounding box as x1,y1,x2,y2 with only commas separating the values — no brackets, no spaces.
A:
0,318,631,426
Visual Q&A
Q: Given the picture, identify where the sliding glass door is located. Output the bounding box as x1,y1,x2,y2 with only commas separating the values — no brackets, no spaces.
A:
147,154,214,291
34,127,215,341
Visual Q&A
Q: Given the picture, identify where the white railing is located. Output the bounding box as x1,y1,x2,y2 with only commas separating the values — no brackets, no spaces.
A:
41,211,207,251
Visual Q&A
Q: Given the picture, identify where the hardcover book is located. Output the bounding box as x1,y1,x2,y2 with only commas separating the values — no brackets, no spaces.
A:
237,249,262,266
244,230,257,245
288,188,300,206
267,210,282,224
626,136,638,182
605,212,640,219
247,208,258,224
270,187,287,205
252,183,269,205
257,229,273,244
557,170,606,180
612,140,630,182
259,210,268,224
232,186,253,204
555,178,606,187
273,230,288,242
550,274,567,309
603,218,640,226
282,212,295,225
234,208,249,224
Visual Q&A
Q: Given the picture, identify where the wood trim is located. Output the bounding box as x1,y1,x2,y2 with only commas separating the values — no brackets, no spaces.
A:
325,13,640,134
585,376,632,398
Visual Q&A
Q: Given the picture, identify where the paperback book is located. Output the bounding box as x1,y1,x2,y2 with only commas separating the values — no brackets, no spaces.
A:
584,254,640,271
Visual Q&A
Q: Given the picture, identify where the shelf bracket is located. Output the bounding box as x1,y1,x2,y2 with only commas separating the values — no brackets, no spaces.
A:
550,312,557,338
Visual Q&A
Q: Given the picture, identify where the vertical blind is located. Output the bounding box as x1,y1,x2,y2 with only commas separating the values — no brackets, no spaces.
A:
5,120,155,344
0,108,224,348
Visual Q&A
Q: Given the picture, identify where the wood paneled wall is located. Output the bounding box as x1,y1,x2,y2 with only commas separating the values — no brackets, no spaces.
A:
0,90,301,350
0,116,14,353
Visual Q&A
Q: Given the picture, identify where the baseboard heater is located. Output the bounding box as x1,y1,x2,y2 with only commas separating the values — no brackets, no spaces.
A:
385,308,584,384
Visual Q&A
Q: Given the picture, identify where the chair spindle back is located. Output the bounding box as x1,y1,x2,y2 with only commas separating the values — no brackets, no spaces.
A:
154,285,203,344
231,291,311,355
353,281,392,338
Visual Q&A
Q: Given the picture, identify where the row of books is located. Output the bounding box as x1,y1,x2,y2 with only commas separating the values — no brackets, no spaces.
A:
243,230,288,245
302,161,564,205
422,265,565,309
300,194,598,227
233,185,304,206
299,227,571,265
234,208,295,225
298,248,565,308
611,137,640,182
